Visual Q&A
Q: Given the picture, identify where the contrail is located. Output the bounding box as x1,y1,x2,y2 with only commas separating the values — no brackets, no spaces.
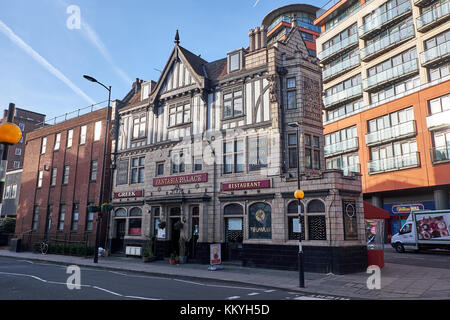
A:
59,0,132,85
0,18,95,104
253,0,260,7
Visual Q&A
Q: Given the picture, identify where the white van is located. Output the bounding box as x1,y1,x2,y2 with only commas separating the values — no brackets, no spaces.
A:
391,209,450,253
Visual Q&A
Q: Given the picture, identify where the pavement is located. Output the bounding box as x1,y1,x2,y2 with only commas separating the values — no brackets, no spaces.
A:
0,248,449,300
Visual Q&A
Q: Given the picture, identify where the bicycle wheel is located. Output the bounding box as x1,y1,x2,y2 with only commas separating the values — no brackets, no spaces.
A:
40,242,48,255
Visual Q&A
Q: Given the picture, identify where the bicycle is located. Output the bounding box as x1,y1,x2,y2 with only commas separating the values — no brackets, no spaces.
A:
39,240,49,255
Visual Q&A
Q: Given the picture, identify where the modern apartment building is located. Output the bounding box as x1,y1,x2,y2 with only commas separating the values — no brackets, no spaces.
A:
315,0,450,236
263,4,321,56
107,11,368,274
14,106,111,250
0,107,45,218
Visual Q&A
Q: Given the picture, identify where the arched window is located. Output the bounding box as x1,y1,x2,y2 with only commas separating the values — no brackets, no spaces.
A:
223,204,243,243
129,208,142,216
306,199,326,241
307,200,325,213
115,208,126,217
224,204,244,215
287,201,305,240
287,201,304,214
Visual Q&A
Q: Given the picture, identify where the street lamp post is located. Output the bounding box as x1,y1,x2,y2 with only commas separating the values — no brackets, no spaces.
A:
289,122,305,288
83,75,111,264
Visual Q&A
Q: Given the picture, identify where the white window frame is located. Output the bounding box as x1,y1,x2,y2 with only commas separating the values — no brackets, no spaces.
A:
54,133,61,150
80,125,87,145
94,121,102,141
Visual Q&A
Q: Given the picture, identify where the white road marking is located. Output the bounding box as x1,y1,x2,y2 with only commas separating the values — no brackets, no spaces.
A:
226,296,241,300
109,271,129,276
124,295,160,300
248,292,260,296
172,278,267,291
264,289,276,293
92,286,122,296
294,296,326,300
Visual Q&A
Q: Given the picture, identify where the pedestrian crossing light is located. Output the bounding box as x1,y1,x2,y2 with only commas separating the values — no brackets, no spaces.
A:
294,189,304,199
0,122,22,145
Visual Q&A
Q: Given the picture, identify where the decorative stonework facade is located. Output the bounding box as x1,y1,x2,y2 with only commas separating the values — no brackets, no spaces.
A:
109,22,367,273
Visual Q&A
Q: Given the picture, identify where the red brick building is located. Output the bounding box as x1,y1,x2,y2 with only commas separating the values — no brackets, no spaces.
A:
15,107,111,249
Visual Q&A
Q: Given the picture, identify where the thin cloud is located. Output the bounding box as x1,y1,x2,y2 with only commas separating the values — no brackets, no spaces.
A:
0,18,95,104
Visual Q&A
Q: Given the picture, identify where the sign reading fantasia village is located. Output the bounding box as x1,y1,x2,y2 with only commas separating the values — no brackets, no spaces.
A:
221,180,271,191
153,173,208,187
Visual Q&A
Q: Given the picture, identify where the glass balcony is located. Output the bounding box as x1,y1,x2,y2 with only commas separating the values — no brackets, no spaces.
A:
368,152,420,174
430,146,450,163
361,25,415,62
426,109,450,130
359,1,412,39
363,59,419,92
324,137,359,156
416,1,450,32
318,33,359,62
323,85,363,109
420,40,450,67
365,120,416,146
323,55,361,81
267,15,321,33
414,0,438,7
327,163,361,175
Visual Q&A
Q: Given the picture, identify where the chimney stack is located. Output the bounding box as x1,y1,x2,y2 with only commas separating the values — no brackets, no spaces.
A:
255,27,261,50
261,25,267,48
249,29,255,52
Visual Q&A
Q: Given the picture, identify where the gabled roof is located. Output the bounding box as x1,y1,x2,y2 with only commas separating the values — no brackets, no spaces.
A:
149,45,209,103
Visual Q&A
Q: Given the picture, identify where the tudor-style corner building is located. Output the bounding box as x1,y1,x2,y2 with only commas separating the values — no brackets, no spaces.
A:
109,18,367,274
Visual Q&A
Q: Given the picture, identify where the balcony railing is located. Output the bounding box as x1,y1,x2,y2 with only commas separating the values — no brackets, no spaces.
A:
420,40,450,67
365,120,417,146
363,59,419,92
426,109,450,130
324,137,359,156
416,1,450,32
359,1,412,39
368,152,420,174
414,0,439,7
323,55,361,81
323,85,363,108
430,146,450,163
361,25,415,62
327,163,361,175
319,33,359,62
267,15,321,33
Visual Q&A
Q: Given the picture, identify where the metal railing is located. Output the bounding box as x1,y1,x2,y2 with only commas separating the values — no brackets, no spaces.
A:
361,25,415,61
430,146,450,163
323,85,363,108
363,59,419,91
365,120,416,146
359,1,411,38
327,163,361,175
267,15,321,33
368,152,420,174
319,33,359,61
36,100,108,128
416,0,450,31
420,40,450,67
323,54,361,80
324,137,359,156
426,109,450,130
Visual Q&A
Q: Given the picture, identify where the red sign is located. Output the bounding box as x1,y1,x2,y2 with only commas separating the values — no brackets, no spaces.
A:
222,180,270,191
113,190,143,199
153,173,208,187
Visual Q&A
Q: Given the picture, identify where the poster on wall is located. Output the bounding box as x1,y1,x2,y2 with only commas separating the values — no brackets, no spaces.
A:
248,202,272,239
415,212,450,241
116,159,129,185
343,200,358,240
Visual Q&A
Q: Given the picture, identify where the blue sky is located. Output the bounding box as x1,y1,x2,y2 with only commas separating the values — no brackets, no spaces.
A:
0,0,327,120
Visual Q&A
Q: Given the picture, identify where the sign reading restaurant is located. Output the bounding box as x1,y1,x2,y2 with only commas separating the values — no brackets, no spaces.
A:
114,190,144,199
221,179,271,191
153,173,208,187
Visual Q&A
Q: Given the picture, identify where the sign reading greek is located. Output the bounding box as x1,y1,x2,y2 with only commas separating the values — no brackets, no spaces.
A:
343,200,358,240
116,159,129,185
113,190,143,199
222,179,270,191
248,202,272,239
153,173,208,187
